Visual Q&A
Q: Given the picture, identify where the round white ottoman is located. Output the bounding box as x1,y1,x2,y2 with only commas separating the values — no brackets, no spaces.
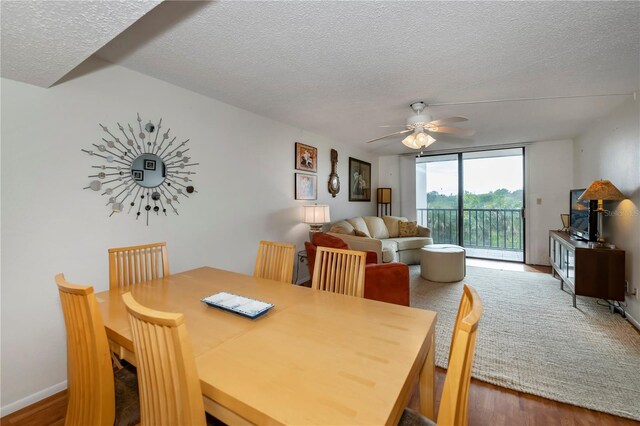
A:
420,244,466,282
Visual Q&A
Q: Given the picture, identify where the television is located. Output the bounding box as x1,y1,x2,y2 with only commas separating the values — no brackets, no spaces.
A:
569,188,597,241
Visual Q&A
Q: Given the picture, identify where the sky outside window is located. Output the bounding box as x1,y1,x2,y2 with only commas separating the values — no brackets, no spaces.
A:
426,155,523,195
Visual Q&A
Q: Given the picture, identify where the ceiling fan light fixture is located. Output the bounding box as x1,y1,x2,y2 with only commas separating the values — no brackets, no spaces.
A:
422,134,436,148
415,132,428,145
402,133,420,149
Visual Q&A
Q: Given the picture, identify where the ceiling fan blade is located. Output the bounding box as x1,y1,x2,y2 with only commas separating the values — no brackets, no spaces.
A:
366,129,413,143
428,116,468,126
429,126,476,137
378,125,408,128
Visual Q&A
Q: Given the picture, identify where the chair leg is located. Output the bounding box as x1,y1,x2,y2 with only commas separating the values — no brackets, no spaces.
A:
111,352,123,370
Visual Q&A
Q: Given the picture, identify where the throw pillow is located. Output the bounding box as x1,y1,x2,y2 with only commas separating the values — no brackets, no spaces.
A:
346,217,371,237
383,215,408,238
398,221,418,237
354,229,370,237
329,220,355,235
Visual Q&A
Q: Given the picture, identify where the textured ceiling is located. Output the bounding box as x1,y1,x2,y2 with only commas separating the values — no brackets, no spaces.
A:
0,0,161,88
3,1,639,154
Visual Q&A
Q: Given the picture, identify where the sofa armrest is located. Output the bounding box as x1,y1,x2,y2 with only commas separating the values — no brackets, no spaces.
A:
327,232,383,263
417,225,432,238
363,262,410,306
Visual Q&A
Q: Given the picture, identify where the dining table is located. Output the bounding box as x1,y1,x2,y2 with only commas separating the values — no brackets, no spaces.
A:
95,266,437,425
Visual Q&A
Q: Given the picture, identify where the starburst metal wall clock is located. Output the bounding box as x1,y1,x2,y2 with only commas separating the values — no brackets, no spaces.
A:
82,113,198,225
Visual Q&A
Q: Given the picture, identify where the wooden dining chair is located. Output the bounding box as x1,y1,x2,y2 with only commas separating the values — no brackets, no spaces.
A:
55,274,140,426
311,246,367,297
108,242,169,289
400,284,483,426
121,292,206,426
253,240,296,283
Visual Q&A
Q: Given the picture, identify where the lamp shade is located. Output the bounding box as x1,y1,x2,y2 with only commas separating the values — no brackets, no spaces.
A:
303,204,330,224
402,132,436,149
402,134,419,149
578,180,625,201
377,188,392,203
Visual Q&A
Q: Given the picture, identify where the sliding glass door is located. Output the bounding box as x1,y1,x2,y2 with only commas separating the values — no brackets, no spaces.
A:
417,148,525,262
416,154,459,245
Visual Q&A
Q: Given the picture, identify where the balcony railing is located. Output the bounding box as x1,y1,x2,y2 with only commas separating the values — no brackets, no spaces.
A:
417,208,523,251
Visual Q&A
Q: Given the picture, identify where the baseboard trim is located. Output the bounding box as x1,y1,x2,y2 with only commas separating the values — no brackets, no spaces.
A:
626,311,640,331
0,380,67,417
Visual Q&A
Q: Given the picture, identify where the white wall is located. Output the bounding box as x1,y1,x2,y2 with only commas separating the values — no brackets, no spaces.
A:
0,59,377,413
525,140,574,265
399,155,418,220
378,155,401,216
573,97,640,326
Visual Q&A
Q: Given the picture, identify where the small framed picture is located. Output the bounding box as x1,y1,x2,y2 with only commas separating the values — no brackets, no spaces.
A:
144,159,156,171
349,157,371,201
295,142,317,172
295,173,317,200
132,170,144,181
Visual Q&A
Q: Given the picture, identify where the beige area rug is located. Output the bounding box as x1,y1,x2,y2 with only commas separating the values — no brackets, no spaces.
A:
409,265,640,421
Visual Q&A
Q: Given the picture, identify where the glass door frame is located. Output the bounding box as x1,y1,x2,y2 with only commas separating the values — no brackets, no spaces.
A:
417,146,526,263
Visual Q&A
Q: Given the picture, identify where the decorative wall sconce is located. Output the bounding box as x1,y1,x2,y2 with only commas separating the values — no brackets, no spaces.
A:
82,113,198,225
377,188,392,216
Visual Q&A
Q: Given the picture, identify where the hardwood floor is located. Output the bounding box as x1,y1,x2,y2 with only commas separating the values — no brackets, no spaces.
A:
0,391,66,426
4,370,638,426
3,260,636,426
408,368,640,426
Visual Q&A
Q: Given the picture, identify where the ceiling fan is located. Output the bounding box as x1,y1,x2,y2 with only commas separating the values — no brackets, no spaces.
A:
366,102,475,149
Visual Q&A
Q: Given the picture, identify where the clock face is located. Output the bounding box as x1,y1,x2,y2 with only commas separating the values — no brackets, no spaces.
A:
329,174,340,196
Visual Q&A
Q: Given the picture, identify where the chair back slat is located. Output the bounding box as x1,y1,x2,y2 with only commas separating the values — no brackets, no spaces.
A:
122,292,205,426
55,274,115,426
253,240,296,283
437,284,483,426
109,242,169,289
311,247,366,297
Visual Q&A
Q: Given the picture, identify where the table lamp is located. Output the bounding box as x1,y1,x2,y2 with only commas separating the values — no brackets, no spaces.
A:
577,180,625,245
303,204,330,241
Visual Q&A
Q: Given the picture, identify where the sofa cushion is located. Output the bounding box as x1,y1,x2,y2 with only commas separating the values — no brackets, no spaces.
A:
354,229,369,237
389,237,433,251
381,240,399,263
363,216,389,239
347,217,371,237
383,216,408,238
329,220,355,235
398,221,418,237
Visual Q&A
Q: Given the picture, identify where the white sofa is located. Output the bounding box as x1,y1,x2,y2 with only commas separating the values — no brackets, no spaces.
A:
327,216,433,264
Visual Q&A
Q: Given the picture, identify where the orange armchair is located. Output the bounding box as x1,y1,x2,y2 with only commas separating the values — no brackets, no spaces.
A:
305,233,410,306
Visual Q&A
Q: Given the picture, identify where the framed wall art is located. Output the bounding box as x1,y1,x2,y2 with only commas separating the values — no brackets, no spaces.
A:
348,157,371,201
295,142,317,172
295,173,317,200
81,113,198,225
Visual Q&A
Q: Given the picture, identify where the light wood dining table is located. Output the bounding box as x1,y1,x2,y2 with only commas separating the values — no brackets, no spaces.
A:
95,266,437,425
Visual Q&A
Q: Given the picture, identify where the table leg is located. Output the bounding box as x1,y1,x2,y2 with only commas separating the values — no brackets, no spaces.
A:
419,332,436,421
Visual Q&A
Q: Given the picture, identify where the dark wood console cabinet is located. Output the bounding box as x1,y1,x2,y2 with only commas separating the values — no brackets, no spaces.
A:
549,231,625,307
